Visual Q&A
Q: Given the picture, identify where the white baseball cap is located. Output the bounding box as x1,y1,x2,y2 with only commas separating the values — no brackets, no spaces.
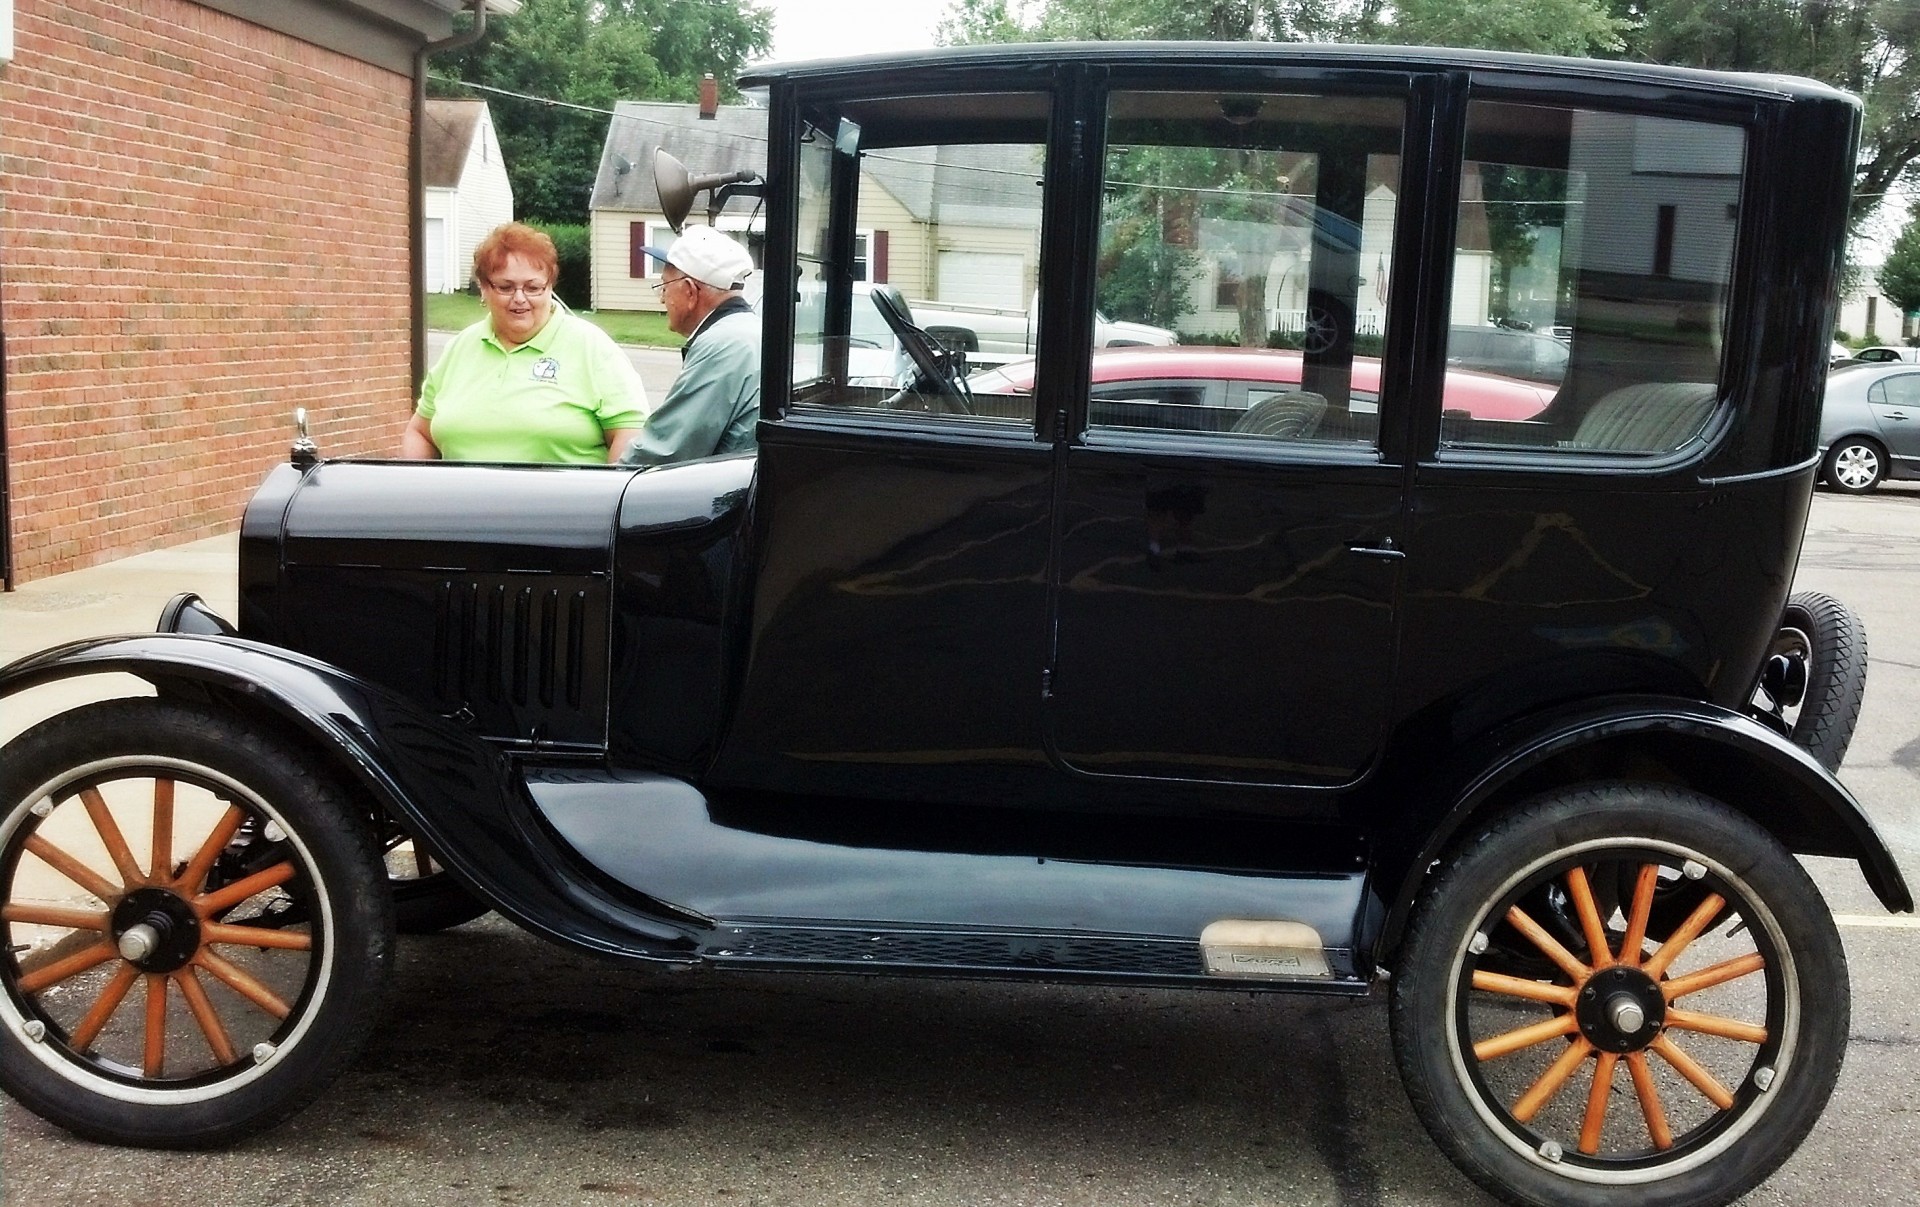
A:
644,225,755,291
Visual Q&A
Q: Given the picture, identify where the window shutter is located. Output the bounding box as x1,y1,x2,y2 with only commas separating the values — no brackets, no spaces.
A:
873,230,889,284
630,222,647,278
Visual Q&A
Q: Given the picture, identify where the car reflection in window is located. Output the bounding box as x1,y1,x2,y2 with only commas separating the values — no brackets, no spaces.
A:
969,346,1554,441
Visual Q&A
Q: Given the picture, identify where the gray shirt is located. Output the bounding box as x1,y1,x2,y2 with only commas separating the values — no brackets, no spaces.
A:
619,298,760,468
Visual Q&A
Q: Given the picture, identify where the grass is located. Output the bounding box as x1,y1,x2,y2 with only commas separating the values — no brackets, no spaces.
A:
424,291,682,348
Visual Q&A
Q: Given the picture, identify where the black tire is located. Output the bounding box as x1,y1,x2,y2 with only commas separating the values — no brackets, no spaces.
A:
0,699,394,1147
1821,437,1884,493
386,838,490,934
1757,591,1867,773
1391,783,1847,1207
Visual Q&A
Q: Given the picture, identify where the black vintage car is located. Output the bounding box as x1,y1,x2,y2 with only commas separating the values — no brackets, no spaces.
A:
0,44,1908,1207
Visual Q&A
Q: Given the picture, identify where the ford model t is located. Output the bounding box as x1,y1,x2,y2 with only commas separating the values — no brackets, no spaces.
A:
0,43,1908,1207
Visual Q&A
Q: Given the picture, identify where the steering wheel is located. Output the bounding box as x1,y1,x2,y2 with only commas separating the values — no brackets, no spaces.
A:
866,285,972,414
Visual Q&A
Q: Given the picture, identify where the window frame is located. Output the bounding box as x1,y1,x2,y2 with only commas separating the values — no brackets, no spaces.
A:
1075,67,1429,468
1422,74,1771,475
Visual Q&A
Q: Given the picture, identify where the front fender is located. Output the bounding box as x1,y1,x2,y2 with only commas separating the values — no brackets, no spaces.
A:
1374,696,1913,962
0,634,701,961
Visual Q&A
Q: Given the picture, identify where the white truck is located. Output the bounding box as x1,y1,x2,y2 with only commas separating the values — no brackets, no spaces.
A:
908,291,1177,364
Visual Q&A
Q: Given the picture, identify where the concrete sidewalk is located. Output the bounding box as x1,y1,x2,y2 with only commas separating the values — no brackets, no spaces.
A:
0,532,239,742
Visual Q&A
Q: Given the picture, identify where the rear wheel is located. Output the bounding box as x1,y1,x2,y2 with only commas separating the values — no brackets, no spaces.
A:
1822,437,1884,493
0,700,393,1146
1392,784,1846,1207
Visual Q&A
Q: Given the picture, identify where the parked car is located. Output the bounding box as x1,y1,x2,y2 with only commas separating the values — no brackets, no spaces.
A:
0,43,1905,1207
1446,323,1570,384
910,290,1178,365
1818,361,1920,492
968,345,1556,432
1830,340,1853,364
1847,344,1920,364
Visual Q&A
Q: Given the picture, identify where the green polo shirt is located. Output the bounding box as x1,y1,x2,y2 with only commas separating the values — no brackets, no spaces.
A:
417,303,648,464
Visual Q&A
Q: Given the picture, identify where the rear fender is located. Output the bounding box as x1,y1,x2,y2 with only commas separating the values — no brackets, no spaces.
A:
1372,697,1913,965
0,634,701,961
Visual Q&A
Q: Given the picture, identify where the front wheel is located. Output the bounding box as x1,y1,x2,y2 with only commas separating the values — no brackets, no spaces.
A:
0,700,393,1147
1391,784,1847,1207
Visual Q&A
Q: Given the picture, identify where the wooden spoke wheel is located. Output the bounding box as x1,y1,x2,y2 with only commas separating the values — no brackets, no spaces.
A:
0,700,392,1147
384,834,490,934
1392,784,1848,1207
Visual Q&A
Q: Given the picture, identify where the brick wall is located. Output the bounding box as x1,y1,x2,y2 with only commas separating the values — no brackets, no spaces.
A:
1,0,413,581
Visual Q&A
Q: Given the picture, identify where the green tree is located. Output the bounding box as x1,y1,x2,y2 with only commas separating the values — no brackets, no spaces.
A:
1611,1,1920,229
935,0,1621,52
432,0,772,225
1394,0,1623,54
1880,205,1920,320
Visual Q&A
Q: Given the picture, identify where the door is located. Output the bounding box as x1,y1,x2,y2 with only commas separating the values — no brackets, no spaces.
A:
1867,372,1920,473
717,86,1061,806
424,217,447,293
1046,83,1417,794
935,250,1026,308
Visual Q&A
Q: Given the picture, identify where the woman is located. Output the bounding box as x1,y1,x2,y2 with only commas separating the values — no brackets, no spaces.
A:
402,223,645,463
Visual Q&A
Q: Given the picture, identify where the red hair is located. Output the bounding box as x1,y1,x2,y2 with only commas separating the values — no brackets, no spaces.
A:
472,222,558,284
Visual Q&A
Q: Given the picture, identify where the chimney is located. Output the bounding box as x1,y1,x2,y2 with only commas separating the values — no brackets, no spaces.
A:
699,74,718,120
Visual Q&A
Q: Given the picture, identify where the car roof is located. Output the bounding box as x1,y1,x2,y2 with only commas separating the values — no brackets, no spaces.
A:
742,42,1852,104
1823,360,1920,391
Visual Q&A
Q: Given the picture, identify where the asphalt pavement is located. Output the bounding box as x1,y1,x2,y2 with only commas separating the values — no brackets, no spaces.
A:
0,486,1916,1206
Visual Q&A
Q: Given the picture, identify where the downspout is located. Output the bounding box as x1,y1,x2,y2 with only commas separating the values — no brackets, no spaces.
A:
1,258,12,591
412,0,490,400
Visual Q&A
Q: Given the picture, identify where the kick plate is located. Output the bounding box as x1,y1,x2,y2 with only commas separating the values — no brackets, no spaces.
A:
1200,919,1333,979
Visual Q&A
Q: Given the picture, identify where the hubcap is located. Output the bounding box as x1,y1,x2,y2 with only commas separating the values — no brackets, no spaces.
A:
109,887,202,973
1835,445,1879,488
1574,964,1666,1052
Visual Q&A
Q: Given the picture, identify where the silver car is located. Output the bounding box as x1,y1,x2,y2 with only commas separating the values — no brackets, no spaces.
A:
1819,361,1920,491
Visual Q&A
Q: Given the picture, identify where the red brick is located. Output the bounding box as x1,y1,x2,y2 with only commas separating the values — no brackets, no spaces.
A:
3,0,415,580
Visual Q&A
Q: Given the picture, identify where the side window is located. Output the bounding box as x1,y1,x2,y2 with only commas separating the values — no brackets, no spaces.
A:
1440,102,1745,456
789,93,1046,429
1881,374,1920,408
1089,90,1406,450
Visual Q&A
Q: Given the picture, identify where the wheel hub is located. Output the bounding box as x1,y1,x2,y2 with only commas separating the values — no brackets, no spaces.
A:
109,888,201,973
1575,964,1666,1052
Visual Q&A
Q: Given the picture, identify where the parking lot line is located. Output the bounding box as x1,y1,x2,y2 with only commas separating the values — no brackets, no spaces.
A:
1832,914,1920,929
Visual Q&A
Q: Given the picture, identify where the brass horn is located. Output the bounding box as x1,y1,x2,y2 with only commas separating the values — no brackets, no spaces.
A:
654,149,759,232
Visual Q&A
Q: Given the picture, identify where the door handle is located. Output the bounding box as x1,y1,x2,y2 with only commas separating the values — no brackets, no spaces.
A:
1347,537,1406,560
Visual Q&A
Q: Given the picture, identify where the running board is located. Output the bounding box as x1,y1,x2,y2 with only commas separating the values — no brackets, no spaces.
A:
528,770,1375,985
701,920,1369,992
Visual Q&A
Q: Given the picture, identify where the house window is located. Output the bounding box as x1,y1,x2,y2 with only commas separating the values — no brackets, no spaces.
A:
631,222,676,278
1216,263,1244,310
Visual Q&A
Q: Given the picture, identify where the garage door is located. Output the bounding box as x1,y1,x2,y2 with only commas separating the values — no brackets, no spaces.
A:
425,218,446,293
935,251,1025,308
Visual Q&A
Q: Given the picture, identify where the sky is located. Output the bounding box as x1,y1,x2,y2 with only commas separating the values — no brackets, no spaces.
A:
763,0,954,64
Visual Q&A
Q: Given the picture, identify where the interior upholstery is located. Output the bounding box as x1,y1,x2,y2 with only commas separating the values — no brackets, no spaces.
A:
1570,382,1719,452
1231,390,1329,440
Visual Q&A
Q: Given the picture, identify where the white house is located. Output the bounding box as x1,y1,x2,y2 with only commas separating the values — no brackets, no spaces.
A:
588,90,1044,314
422,98,513,292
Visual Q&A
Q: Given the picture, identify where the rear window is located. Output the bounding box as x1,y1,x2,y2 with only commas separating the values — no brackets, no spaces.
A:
1438,102,1744,458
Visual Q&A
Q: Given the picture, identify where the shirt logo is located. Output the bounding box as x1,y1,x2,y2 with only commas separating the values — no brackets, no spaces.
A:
531,357,559,382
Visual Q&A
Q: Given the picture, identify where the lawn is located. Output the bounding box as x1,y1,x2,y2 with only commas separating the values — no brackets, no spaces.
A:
425,292,682,349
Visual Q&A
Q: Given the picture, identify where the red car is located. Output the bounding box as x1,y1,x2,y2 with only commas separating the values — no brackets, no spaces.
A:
971,345,1555,429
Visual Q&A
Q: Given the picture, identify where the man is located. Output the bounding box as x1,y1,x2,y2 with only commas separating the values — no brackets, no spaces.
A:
619,225,761,467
